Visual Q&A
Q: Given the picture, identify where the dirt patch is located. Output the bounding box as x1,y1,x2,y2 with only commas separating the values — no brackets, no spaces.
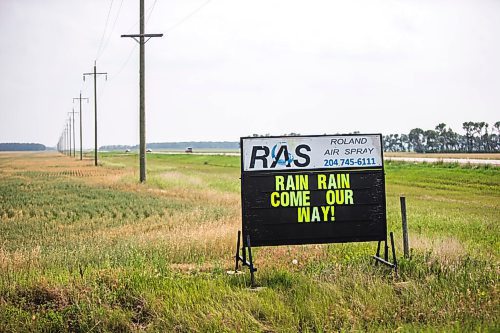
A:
14,283,70,311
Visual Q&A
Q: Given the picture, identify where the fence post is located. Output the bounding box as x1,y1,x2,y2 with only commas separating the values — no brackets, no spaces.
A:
400,196,410,258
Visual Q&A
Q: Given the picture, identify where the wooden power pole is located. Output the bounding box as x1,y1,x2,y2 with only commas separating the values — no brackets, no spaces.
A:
121,0,163,183
69,109,77,157
83,61,107,166
73,92,89,160
67,117,72,157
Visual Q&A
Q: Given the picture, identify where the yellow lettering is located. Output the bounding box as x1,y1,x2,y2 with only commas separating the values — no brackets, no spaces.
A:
321,206,330,221
328,174,337,189
297,207,310,222
311,207,321,222
303,191,310,206
317,174,326,190
275,176,284,191
340,174,350,188
326,190,335,205
270,192,280,207
289,191,311,206
325,190,352,205
272,191,311,207
297,175,309,190
345,190,353,204
336,190,344,204
281,192,290,206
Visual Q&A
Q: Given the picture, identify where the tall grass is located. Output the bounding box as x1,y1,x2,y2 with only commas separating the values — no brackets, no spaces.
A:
0,152,498,332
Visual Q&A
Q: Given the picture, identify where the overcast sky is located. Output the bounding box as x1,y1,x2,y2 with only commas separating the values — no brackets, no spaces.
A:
0,0,499,148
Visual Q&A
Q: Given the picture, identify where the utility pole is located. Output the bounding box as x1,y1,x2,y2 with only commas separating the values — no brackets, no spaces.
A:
69,109,80,157
64,123,68,155
73,92,89,160
121,0,163,183
69,110,77,157
83,61,107,166
63,127,66,155
65,126,68,155
65,125,68,155
67,117,72,157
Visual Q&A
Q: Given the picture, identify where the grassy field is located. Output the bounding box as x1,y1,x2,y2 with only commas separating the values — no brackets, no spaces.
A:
0,152,498,332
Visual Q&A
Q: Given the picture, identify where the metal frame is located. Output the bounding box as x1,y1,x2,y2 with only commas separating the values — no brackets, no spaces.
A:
373,231,398,273
234,231,257,287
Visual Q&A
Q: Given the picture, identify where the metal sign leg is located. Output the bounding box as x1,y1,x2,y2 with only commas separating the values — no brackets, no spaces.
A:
246,235,256,287
373,232,398,272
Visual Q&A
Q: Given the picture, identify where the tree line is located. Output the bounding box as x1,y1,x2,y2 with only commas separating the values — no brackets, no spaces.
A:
0,143,46,151
383,121,500,153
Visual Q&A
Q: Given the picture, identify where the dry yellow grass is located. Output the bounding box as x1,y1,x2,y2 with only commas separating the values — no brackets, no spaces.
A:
0,152,130,183
410,234,466,265
0,246,41,271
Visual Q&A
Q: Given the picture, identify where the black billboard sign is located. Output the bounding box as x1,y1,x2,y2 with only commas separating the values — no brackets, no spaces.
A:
240,134,387,247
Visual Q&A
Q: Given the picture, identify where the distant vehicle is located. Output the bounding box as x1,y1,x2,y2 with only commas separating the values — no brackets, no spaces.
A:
125,149,131,153
185,147,193,153
146,149,152,153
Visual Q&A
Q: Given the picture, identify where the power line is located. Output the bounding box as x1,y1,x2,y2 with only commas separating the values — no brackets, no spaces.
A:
123,0,159,34
108,44,138,82
146,0,159,23
104,0,157,83
98,0,124,60
164,0,213,34
96,0,115,60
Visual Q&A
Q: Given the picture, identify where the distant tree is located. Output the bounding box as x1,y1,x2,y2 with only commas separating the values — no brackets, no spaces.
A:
462,122,475,152
473,122,486,151
400,134,409,152
424,130,438,152
435,123,447,152
409,128,425,153
383,134,393,152
446,128,460,152
494,121,500,134
493,121,500,151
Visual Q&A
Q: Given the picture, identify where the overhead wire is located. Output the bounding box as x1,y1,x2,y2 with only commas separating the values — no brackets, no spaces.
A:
164,0,213,35
123,0,159,34
82,0,212,102
69,0,186,150
95,0,115,60
86,0,211,112
108,0,158,82
97,0,124,60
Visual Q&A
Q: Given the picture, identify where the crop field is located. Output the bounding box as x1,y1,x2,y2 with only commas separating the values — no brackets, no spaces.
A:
0,152,498,332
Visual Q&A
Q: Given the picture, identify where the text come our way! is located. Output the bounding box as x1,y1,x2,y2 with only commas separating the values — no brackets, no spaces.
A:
270,173,354,222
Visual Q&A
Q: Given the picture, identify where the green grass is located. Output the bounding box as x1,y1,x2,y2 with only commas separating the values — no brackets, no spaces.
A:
0,153,498,332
